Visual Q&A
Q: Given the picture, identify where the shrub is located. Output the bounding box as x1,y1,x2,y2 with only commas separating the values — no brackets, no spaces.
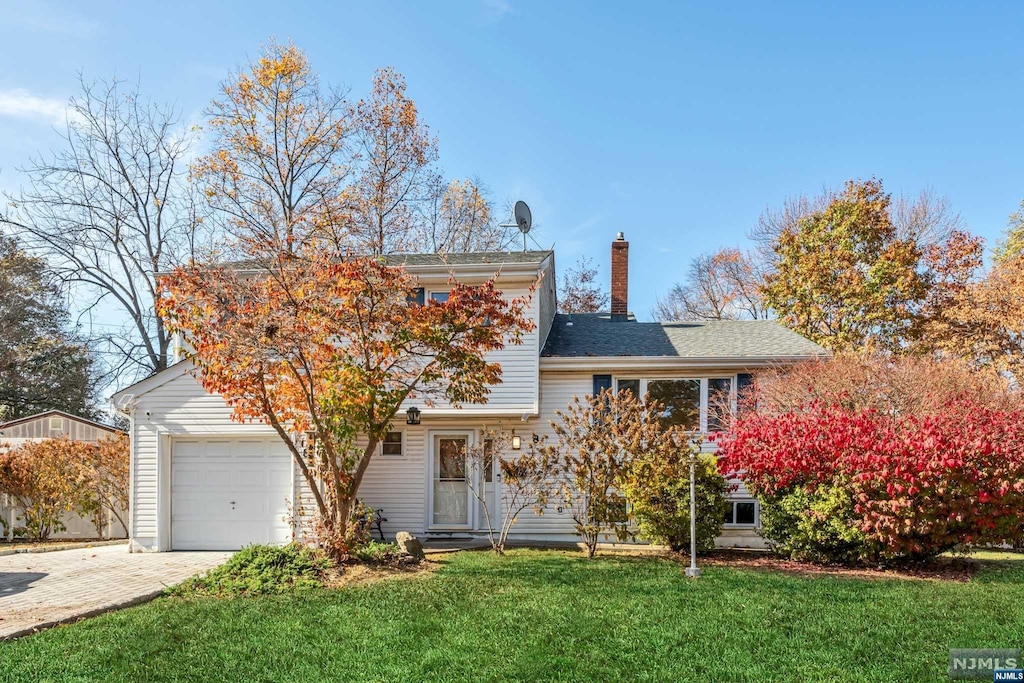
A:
350,540,404,566
720,400,1024,564
758,484,867,564
0,437,96,540
171,543,332,596
544,389,692,557
620,450,728,554
746,353,1017,418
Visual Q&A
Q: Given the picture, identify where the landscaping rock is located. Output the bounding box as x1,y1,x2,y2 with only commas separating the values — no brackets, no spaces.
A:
395,531,425,561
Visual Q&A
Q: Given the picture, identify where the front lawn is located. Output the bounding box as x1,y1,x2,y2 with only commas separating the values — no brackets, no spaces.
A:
1,549,1022,682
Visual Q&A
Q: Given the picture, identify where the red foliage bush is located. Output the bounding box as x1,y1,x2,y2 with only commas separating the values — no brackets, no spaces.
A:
719,399,1024,561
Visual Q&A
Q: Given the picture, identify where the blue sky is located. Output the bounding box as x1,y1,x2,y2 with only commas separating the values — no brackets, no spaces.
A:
2,1,1023,319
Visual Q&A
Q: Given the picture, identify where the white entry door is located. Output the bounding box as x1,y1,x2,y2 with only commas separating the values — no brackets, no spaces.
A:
171,437,292,550
430,432,473,529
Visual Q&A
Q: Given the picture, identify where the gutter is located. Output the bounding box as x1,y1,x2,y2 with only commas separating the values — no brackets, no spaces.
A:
539,354,830,371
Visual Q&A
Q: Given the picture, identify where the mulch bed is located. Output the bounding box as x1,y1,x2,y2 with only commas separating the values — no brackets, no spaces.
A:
323,560,439,588
700,549,979,582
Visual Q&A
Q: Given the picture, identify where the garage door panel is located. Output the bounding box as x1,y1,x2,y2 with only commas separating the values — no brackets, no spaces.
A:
171,437,292,550
172,467,203,488
205,468,234,488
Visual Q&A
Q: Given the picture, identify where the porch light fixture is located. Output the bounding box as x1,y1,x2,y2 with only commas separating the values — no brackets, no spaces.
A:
405,406,421,425
511,431,522,450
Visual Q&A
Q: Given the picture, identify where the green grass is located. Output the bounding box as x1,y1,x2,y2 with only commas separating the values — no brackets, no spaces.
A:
1,550,1023,682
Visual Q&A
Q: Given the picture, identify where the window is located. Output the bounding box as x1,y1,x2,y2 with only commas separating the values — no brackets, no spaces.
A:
613,376,741,433
407,287,425,305
616,378,641,398
724,500,758,526
707,378,733,432
429,291,450,303
48,417,63,431
648,379,701,431
382,431,403,456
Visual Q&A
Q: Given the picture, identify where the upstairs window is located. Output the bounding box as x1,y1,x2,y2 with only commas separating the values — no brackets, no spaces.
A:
614,376,739,433
647,379,701,431
707,378,733,432
616,378,641,399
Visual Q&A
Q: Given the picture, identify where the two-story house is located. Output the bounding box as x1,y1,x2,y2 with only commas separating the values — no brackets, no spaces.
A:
111,235,827,552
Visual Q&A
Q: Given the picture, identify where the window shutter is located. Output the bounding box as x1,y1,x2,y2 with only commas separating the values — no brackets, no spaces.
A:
737,373,754,414
592,374,612,397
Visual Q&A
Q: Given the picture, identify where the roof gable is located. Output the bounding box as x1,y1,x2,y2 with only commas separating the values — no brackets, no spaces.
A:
0,409,119,434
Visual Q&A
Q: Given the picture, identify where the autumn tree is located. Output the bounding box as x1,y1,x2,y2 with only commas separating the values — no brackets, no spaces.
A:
748,353,1017,419
752,186,966,257
419,178,517,253
0,437,95,540
557,256,609,314
654,248,767,321
84,434,130,536
198,43,508,259
542,388,705,557
464,428,559,554
197,40,350,254
2,77,204,385
0,235,96,421
760,178,981,353
928,255,1024,379
993,199,1024,264
159,250,534,556
343,66,439,255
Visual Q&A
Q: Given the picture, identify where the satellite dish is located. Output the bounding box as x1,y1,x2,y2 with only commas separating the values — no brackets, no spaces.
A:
514,201,532,235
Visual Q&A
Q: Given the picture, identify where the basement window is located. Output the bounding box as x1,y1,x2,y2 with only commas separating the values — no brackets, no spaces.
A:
724,500,758,527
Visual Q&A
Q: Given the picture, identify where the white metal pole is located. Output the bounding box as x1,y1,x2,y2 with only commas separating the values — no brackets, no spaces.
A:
685,454,701,578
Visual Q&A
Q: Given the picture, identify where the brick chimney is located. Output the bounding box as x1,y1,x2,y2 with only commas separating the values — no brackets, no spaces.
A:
611,232,629,320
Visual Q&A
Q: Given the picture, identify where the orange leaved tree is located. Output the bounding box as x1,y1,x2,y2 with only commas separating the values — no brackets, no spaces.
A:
158,250,534,555
84,434,130,536
0,437,95,540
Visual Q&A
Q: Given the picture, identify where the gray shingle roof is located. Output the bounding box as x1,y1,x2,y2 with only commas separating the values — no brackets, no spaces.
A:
540,314,829,359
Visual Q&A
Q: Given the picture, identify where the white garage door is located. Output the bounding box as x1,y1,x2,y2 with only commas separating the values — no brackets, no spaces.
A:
171,437,293,550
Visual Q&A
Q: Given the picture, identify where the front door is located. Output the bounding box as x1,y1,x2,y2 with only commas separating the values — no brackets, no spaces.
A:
430,433,472,528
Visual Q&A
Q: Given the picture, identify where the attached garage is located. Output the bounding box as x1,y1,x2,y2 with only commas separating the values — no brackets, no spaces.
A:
171,437,293,550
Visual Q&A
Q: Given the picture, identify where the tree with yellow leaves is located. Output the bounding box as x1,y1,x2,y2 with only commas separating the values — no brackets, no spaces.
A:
196,39,351,254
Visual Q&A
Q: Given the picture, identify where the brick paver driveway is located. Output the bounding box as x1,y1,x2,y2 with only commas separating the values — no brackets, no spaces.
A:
0,545,230,639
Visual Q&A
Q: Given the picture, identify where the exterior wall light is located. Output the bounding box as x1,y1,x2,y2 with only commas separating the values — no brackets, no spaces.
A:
406,406,421,425
511,432,521,450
